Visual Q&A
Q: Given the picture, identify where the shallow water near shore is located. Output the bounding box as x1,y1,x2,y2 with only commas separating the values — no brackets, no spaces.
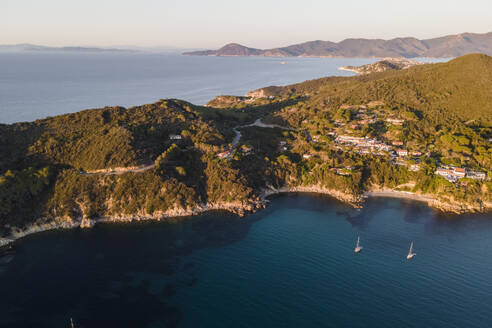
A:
1,194,491,327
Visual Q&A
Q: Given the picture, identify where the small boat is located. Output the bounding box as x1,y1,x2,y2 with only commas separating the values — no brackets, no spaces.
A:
280,61,286,65
354,236,363,253
406,242,416,260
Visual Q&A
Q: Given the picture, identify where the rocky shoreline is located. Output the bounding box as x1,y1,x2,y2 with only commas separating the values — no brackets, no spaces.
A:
0,200,265,248
1,186,489,248
365,189,491,214
261,185,362,206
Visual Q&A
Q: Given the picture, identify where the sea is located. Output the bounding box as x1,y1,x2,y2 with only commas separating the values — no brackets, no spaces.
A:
0,194,491,328
0,52,443,124
2,53,486,328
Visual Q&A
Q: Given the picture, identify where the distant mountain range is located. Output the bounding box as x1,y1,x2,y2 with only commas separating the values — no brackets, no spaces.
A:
0,44,134,53
183,32,492,58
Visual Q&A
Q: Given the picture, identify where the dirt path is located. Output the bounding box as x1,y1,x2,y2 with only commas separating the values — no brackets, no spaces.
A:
232,119,293,147
80,119,292,175
81,163,155,176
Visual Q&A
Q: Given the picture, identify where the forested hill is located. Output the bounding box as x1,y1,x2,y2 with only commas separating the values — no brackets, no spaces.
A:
253,54,492,124
183,32,492,58
1,54,491,240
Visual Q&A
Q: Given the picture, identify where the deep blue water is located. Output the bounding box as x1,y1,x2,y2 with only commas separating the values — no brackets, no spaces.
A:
0,53,377,123
1,194,491,328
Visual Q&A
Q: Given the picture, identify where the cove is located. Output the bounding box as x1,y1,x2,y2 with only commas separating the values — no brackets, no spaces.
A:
0,194,491,328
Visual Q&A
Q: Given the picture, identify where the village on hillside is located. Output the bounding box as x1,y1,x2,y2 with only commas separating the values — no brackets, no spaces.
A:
204,99,489,185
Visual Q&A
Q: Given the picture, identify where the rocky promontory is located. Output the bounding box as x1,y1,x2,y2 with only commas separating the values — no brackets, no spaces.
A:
339,58,424,75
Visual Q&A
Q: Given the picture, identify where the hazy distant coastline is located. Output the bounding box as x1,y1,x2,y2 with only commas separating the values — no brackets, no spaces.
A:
0,43,136,53
183,31,492,58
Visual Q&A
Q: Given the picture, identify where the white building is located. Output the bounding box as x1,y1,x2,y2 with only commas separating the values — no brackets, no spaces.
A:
467,171,487,180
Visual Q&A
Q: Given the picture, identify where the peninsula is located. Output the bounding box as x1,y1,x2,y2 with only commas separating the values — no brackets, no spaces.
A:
1,54,491,246
339,58,424,75
183,32,492,58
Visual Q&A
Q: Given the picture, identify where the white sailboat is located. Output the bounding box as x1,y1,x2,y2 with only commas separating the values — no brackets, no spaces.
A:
354,236,363,253
406,242,416,259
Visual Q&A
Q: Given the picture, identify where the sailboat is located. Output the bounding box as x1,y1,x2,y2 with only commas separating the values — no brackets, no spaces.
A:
354,236,363,253
406,242,416,260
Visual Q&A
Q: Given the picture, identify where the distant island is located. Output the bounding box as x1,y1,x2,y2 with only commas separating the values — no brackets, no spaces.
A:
0,43,134,53
183,32,492,58
1,54,491,247
339,58,424,75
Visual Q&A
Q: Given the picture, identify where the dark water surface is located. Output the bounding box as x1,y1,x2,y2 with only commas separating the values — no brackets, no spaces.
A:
1,194,491,327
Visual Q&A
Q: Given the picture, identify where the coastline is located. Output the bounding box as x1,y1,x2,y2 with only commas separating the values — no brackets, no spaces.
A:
364,189,491,214
1,187,489,248
261,185,361,206
338,67,361,74
365,190,434,203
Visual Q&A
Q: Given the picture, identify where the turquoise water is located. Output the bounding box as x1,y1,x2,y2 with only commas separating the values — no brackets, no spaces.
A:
0,194,491,327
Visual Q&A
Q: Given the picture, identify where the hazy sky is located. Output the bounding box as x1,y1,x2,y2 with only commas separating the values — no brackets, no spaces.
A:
2,0,492,49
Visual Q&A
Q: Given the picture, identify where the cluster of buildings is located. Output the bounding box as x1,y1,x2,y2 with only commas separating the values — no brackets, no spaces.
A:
435,166,487,182
335,135,402,156
334,135,424,159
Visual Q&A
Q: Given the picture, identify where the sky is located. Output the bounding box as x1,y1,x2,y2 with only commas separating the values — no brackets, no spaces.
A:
1,0,492,49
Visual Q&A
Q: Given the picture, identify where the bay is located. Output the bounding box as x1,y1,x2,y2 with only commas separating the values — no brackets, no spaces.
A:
0,194,491,328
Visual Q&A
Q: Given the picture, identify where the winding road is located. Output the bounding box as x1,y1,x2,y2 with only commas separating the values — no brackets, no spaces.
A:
80,119,292,175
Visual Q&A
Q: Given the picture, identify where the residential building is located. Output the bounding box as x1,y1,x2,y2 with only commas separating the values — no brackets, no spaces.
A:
169,134,182,140
386,118,404,125
467,171,487,180
217,150,232,159
435,166,466,182
396,149,408,157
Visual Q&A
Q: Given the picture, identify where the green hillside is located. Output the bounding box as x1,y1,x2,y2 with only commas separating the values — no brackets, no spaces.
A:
258,54,492,124
1,54,491,238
